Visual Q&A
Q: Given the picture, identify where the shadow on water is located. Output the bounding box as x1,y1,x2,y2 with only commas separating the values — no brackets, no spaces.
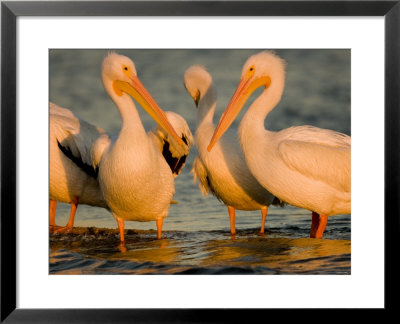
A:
50,227,350,275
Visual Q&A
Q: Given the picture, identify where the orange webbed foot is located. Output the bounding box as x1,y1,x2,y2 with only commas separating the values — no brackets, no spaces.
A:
52,225,73,234
118,242,127,253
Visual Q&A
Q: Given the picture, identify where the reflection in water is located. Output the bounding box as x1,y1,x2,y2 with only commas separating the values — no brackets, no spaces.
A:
50,227,350,275
201,236,350,274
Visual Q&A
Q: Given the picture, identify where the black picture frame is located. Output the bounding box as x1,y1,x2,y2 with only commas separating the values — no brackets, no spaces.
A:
1,0,398,322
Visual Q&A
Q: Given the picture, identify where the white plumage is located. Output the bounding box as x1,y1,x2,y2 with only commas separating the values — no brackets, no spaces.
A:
184,65,282,235
208,51,351,238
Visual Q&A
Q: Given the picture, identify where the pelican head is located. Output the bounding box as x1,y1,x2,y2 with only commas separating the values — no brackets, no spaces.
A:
184,65,213,107
101,52,184,145
241,51,286,82
102,52,138,84
208,51,286,151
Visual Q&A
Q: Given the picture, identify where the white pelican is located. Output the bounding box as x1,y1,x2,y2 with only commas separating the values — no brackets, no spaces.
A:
49,102,107,233
50,101,192,238
184,65,282,235
90,52,189,248
208,51,351,239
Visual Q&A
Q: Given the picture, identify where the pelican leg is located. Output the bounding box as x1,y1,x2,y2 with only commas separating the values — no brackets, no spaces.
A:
260,206,268,234
156,218,163,240
49,199,58,233
228,206,236,235
310,212,328,239
53,197,79,234
49,200,57,226
116,217,127,252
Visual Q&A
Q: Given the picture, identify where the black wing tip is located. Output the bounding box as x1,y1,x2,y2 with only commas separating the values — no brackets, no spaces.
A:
161,140,188,176
57,140,98,179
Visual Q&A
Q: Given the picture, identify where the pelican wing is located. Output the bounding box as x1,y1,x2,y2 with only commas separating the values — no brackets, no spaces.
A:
50,102,76,119
281,125,351,147
150,111,193,176
192,156,211,196
91,133,112,171
50,102,106,178
278,139,351,192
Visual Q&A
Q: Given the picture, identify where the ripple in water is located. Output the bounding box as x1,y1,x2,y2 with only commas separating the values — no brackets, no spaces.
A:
50,224,351,275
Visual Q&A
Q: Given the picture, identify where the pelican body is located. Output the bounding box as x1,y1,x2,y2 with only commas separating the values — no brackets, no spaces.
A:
90,53,189,247
208,52,351,238
184,65,282,235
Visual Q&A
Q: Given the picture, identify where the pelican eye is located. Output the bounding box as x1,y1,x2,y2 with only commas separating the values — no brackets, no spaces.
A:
124,66,128,71
247,65,255,77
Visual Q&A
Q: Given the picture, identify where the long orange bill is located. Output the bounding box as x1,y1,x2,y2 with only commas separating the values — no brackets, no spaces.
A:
115,77,184,146
207,77,251,152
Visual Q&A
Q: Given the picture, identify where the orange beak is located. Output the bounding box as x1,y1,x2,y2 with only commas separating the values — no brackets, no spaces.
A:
207,77,252,152
207,74,271,152
115,76,184,146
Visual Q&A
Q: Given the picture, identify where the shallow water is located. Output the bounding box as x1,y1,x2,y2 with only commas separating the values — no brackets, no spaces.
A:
50,219,350,274
49,49,351,275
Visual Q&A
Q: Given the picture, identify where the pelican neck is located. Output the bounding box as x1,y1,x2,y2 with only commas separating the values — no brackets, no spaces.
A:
197,86,217,128
239,83,283,139
112,92,148,142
